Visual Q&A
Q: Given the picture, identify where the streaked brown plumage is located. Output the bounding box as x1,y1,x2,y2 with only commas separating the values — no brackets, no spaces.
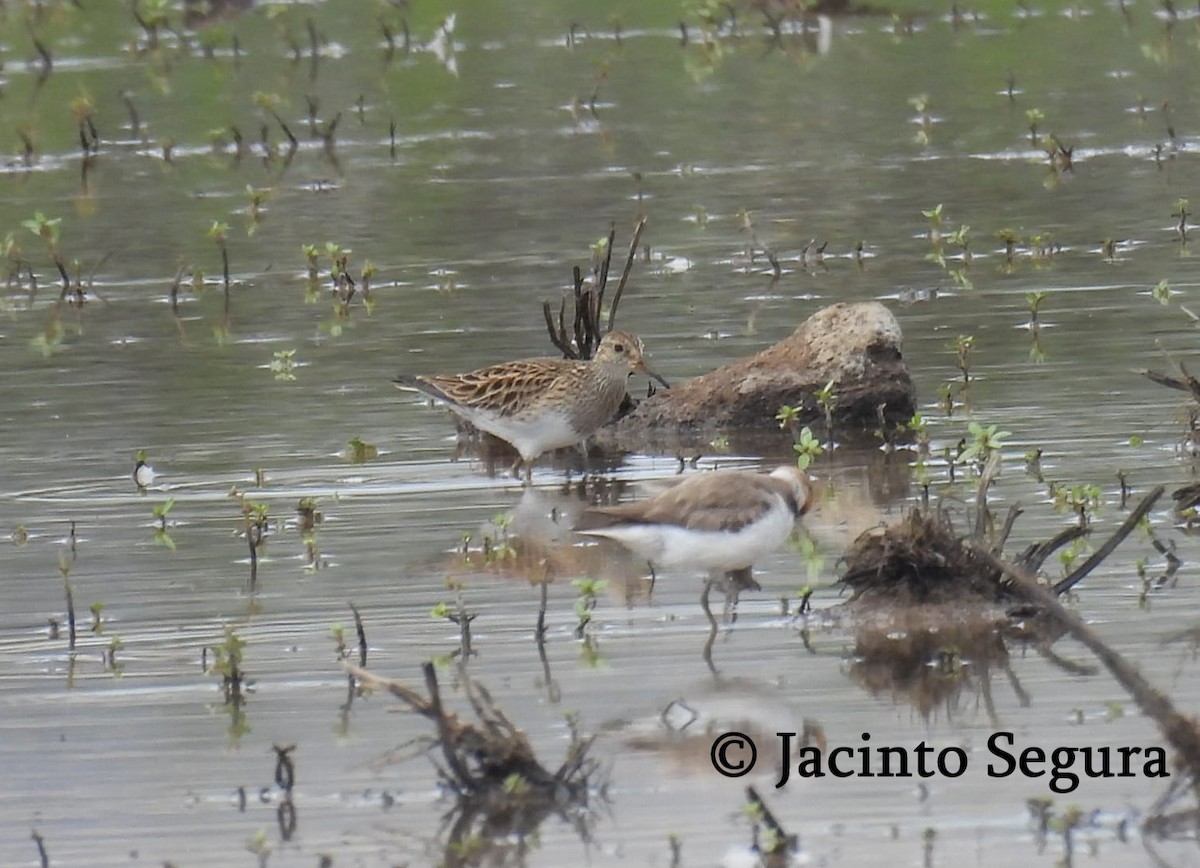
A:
395,331,667,483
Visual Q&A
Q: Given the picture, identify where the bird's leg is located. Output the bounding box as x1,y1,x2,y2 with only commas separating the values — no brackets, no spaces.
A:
522,459,533,486
702,570,738,623
576,438,591,479
722,582,739,623
699,574,719,676
646,561,657,597
727,566,760,593
720,567,759,623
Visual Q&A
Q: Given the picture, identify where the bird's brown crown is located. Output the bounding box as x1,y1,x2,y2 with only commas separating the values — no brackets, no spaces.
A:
592,330,646,370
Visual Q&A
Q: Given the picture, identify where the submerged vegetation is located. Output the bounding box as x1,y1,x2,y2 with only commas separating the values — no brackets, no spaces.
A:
348,660,602,867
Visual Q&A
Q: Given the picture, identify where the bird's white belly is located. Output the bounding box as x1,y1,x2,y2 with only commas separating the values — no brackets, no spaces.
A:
588,497,796,572
467,410,579,460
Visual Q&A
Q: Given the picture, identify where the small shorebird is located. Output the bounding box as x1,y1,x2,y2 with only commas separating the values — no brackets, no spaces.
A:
394,331,668,483
575,465,813,594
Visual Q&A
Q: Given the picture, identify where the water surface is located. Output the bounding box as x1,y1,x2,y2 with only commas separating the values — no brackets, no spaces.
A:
3,2,1200,866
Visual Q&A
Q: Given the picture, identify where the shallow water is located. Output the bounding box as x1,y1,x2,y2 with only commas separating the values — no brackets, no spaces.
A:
4,1,1200,866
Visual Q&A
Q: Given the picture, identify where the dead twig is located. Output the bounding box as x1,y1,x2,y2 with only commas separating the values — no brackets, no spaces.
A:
1014,525,1089,574
973,519,1200,795
344,660,592,796
543,221,647,359
745,785,797,862
1139,354,1200,403
1052,485,1162,595
350,602,367,667
972,451,1000,543
992,503,1024,555
606,217,647,333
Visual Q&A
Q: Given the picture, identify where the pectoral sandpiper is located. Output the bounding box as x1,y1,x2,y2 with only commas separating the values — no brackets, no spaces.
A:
394,330,668,483
574,465,813,589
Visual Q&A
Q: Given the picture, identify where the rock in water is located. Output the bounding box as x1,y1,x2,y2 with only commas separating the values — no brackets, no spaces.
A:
607,302,914,451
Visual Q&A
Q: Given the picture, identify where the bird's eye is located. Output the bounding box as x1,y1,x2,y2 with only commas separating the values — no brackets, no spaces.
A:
613,343,625,353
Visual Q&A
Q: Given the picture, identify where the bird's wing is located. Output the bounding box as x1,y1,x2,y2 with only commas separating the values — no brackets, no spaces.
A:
395,358,573,416
579,473,781,533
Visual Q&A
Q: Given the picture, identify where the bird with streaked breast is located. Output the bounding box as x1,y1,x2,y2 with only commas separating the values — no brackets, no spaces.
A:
573,465,814,581
394,330,668,483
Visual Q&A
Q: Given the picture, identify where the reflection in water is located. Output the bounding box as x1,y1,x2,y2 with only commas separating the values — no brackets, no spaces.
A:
618,679,805,782
183,0,255,29
452,427,624,483
208,625,252,743
437,785,598,868
533,582,561,705
847,612,1030,726
451,484,609,583
352,662,600,868
740,785,800,868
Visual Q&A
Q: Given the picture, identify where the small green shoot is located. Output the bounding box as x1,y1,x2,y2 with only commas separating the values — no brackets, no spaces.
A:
905,412,930,449
106,635,124,676
330,623,347,656
153,498,176,550
246,828,270,862
909,94,932,144
22,211,62,251
502,773,531,795
922,204,943,246
346,436,378,464
1052,484,1103,526
795,536,823,585
269,349,297,381
946,224,970,262
793,426,823,470
244,185,270,235
960,421,1011,466
1025,290,1048,323
814,379,837,437
995,229,1020,263
952,335,974,383
211,626,250,738
1025,107,1044,144
90,601,105,634
302,243,320,282
573,577,607,639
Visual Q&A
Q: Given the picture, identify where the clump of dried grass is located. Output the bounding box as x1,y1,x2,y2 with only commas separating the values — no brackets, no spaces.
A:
839,509,1014,605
